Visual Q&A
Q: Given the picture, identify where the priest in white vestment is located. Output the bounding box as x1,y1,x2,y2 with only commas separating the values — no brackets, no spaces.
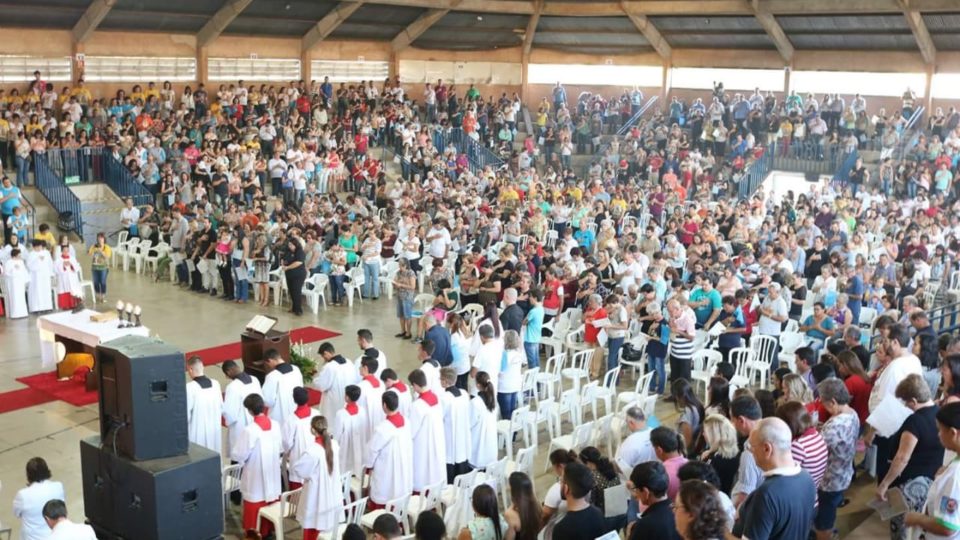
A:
357,356,386,441
282,387,319,490
26,240,53,313
440,367,473,482
314,342,358,422
1,249,29,318
408,369,446,493
231,394,283,538
417,341,442,392
333,384,368,478
261,349,303,425
355,329,388,378
292,416,342,540
381,369,412,418
185,356,223,454
364,391,413,509
222,360,262,456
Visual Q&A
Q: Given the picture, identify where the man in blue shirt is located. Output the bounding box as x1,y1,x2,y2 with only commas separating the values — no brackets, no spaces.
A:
523,290,544,369
423,315,453,367
800,302,835,355
844,264,864,326
1,175,26,245
716,295,747,362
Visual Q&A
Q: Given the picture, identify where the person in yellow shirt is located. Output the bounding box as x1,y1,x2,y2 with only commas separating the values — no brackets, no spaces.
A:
145,82,161,100
130,84,146,105
70,80,93,107
34,223,56,251
565,183,583,202
7,89,23,107
499,183,520,204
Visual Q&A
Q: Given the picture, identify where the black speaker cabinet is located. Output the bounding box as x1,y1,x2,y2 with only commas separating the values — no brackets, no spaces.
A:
80,436,224,540
97,335,188,461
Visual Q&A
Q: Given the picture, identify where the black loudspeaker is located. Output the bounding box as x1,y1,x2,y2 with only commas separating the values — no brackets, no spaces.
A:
97,335,188,460
80,437,224,540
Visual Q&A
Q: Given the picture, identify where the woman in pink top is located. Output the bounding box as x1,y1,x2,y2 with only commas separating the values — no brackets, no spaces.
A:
651,426,689,500
777,401,828,488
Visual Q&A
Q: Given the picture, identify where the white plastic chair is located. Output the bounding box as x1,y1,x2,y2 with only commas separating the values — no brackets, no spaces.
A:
520,367,540,406
561,349,592,393
319,497,368,540
256,488,303,540
858,307,878,329
120,237,140,271
534,354,564,401
344,266,366,307
144,241,169,275
585,366,620,418
361,494,411,533
268,268,285,306
946,270,960,303
619,336,648,379
749,335,778,388
592,412,617,455
381,259,400,299
616,371,654,412
110,230,129,268
77,267,96,304
407,481,444,530
411,293,435,317
417,256,434,292
778,331,807,371
729,347,754,388
304,273,329,313
221,464,242,510
497,405,531,460
132,240,153,274
508,445,536,478
458,303,484,332
691,349,722,398
544,421,594,472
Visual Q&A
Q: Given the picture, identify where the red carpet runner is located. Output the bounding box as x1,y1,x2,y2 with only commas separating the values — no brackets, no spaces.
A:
0,326,339,414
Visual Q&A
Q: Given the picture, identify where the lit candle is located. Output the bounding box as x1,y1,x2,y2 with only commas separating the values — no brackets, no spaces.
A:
133,306,142,316
125,303,133,314
116,300,125,311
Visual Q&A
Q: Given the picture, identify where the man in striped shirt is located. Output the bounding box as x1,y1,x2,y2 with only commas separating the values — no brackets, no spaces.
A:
666,298,696,400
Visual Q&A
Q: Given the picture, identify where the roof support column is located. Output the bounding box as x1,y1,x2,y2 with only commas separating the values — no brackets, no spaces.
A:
197,47,209,86
783,62,792,97
301,49,312,85
71,42,85,83
661,61,672,105
924,63,935,113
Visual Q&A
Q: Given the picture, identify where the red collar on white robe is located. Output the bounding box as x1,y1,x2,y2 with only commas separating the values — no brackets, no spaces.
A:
345,402,359,415
386,412,405,428
419,390,438,406
294,405,312,419
363,375,381,388
393,381,408,393
253,414,272,431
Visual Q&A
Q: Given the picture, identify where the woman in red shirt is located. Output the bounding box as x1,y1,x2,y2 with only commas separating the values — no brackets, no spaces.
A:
583,294,608,379
836,350,873,425
542,267,564,323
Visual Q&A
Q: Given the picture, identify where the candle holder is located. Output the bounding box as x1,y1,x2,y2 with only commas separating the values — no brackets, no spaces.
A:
133,305,142,327
116,300,127,327
124,303,134,329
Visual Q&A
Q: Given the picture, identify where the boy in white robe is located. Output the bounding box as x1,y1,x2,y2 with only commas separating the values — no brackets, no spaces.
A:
1,249,29,319
231,394,283,538
221,360,261,504
380,369,412,418
417,340,442,392
292,416,342,540
440,367,473,482
314,342,358,422
185,356,223,454
282,387,319,490
333,384,367,479
357,356,386,441
261,349,303,426
364,391,413,510
52,246,81,310
26,240,53,313
355,328,388,378
407,369,446,493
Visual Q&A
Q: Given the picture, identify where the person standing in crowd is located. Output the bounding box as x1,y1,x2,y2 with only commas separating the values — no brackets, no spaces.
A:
231,394,283,539
281,236,306,316
365,392,413,511
814,378,860,540
261,348,304,426
673,480,730,540
292,416,341,540
730,396,764,509
628,461,680,540
87,232,111,303
185,355,223,454
551,462,607,540
666,298,696,399
13,457,66,540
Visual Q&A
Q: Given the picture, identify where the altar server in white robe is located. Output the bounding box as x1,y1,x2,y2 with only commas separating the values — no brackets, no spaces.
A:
469,371,499,470
381,369,412,418
364,391,413,510
355,328,388,378
408,369,446,493
1,248,29,319
357,356,386,440
314,342,358,422
261,349,303,425
221,360,262,456
440,367,473,482
292,416,342,540
185,356,223,454
26,240,53,313
231,394,283,538
52,246,82,309
417,340,442,392
333,384,367,478
282,387,319,490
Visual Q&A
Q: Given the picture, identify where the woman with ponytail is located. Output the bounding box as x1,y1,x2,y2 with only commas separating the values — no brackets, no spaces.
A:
579,446,625,530
542,449,579,523
470,371,498,470
292,415,342,540
651,426,689,500
458,484,507,540
505,472,543,540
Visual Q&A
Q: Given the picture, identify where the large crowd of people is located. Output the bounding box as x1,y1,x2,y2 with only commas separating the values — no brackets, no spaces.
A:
3,67,960,540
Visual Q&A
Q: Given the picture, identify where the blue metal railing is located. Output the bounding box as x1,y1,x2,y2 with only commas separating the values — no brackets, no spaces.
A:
34,153,83,237
94,150,153,206
432,127,505,175
833,149,860,183
617,95,660,137
737,147,772,200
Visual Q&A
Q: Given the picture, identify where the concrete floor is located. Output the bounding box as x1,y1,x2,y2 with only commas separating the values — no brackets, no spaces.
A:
0,252,885,539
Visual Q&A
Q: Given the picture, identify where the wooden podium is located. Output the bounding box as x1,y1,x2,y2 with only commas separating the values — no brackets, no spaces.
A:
241,316,290,384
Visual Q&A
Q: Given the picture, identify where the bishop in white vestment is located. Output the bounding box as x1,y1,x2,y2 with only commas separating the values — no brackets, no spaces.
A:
26,241,53,313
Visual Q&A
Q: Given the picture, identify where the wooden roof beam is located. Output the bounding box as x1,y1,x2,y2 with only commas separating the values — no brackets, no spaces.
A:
392,5,458,52
522,0,543,56
751,0,794,63
302,2,364,52
900,0,937,65
196,0,254,49
72,0,117,44
622,2,672,61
